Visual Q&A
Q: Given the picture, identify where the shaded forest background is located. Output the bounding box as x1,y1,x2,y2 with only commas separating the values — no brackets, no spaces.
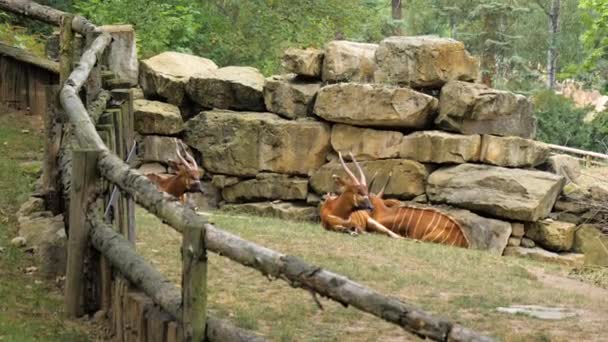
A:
1,0,608,151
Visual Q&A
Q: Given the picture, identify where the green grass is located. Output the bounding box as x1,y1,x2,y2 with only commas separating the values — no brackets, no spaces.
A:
0,110,91,341
136,208,608,342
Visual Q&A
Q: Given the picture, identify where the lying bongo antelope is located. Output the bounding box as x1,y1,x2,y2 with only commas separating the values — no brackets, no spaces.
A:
319,152,402,239
146,139,203,204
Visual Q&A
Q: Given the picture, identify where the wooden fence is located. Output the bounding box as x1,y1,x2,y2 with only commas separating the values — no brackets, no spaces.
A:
1,1,494,341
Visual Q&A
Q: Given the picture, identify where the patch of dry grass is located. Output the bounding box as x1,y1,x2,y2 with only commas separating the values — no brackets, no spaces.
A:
136,208,608,342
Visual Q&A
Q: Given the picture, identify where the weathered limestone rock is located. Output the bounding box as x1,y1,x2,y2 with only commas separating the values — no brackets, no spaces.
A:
573,224,608,267
140,136,193,163
18,212,64,248
549,211,582,225
322,41,378,83
553,198,590,214
306,193,322,205
436,81,536,138
399,131,481,163
134,99,184,135
511,222,525,238
222,174,309,203
540,154,581,184
211,175,240,189
17,197,45,218
374,36,479,88
186,66,266,111
187,182,221,211
480,135,550,167
184,110,331,176
221,202,318,221
314,83,438,128
137,163,167,175
432,204,512,254
521,238,536,248
139,51,218,105
426,164,565,221
310,159,431,199
281,48,323,78
503,247,584,267
37,228,66,278
589,184,608,201
330,124,403,160
132,87,145,100
263,75,320,119
508,237,522,247
525,220,576,252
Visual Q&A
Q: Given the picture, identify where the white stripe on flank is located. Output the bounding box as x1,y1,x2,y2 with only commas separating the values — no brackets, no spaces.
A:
438,225,454,244
404,208,414,236
413,209,424,238
424,213,441,241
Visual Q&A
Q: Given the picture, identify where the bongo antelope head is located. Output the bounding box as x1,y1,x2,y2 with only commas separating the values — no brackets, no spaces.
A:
332,152,374,211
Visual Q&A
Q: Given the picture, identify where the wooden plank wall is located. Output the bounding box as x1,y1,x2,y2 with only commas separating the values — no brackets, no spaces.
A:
0,55,58,116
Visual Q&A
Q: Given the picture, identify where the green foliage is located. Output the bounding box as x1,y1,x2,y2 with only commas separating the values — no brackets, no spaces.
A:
533,90,608,151
0,22,46,56
579,0,608,91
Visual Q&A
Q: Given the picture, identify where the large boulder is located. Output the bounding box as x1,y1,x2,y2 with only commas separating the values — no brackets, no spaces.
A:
139,51,218,105
399,131,481,164
374,36,479,88
314,83,438,128
573,224,608,267
405,203,512,254
222,173,309,203
436,81,536,139
221,202,318,221
480,135,550,167
133,99,184,135
426,164,565,221
281,48,324,78
525,220,576,252
186,66,266,111
139,136,193,164
503,247,584,267
330,124,403,161
322,41,378,83
188,182,221,211
310,159,431,199
18,211,64,247
539,154,581,184
263,75,320,119
184,110,331,176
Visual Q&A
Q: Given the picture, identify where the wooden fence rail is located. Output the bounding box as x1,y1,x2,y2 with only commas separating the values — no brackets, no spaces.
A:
2,1,495,341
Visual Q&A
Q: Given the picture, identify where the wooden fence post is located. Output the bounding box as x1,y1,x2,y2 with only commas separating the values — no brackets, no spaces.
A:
65,148,101,317
182,225,207,341
42,84,63,214
59,13,74,85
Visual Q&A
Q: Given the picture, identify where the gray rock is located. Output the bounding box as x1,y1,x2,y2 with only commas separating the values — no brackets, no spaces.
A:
37,228,66,278
221,202,318,221
314,83,438,128
137,163,167,175
374,35,479,88
263,74,320,119
503,246,584,267
184,110,331,176
133,99,184,135
480,135,549,167
139,51,218,105
426,164,565,221
140,136,193,164
281,48,323,78
222,174,309,203
186,66,266,111
525,219,576,252
508,237,522,247
330,124,403,161
18,212,64,248
521,237,536,248
436,81,536,139
211,175,240,189
573,224,608,267
322,40,377,83
310,159,432,199
511,222,525,238
540,154,581,184
399,131,481,164
17,197,45,218
187,182,221,211
11,236,26,247
497,305,582,320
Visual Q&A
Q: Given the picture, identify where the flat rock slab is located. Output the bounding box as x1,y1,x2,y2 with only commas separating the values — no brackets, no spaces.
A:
263,74,320,119
186,66,266,111
480,135,549,167
497,305,583,320
139,136,193,164
139,51,218,105
281,48,323,78
400,130,481,164
221,202,318,222
310,159,431,199
322,40,378,83
436,81,536,138
427,164,565,221
184,110,330,176
133,99,184,135
330,124,403,160
503,247,584,266
374,36,479,88
573,224,608,267
525,219,576,252
539,154,581,184
222,173,309,203
314,83,438,128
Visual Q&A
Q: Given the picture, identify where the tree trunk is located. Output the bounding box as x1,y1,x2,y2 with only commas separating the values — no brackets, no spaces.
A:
391,0,403,35
547,0,560,89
